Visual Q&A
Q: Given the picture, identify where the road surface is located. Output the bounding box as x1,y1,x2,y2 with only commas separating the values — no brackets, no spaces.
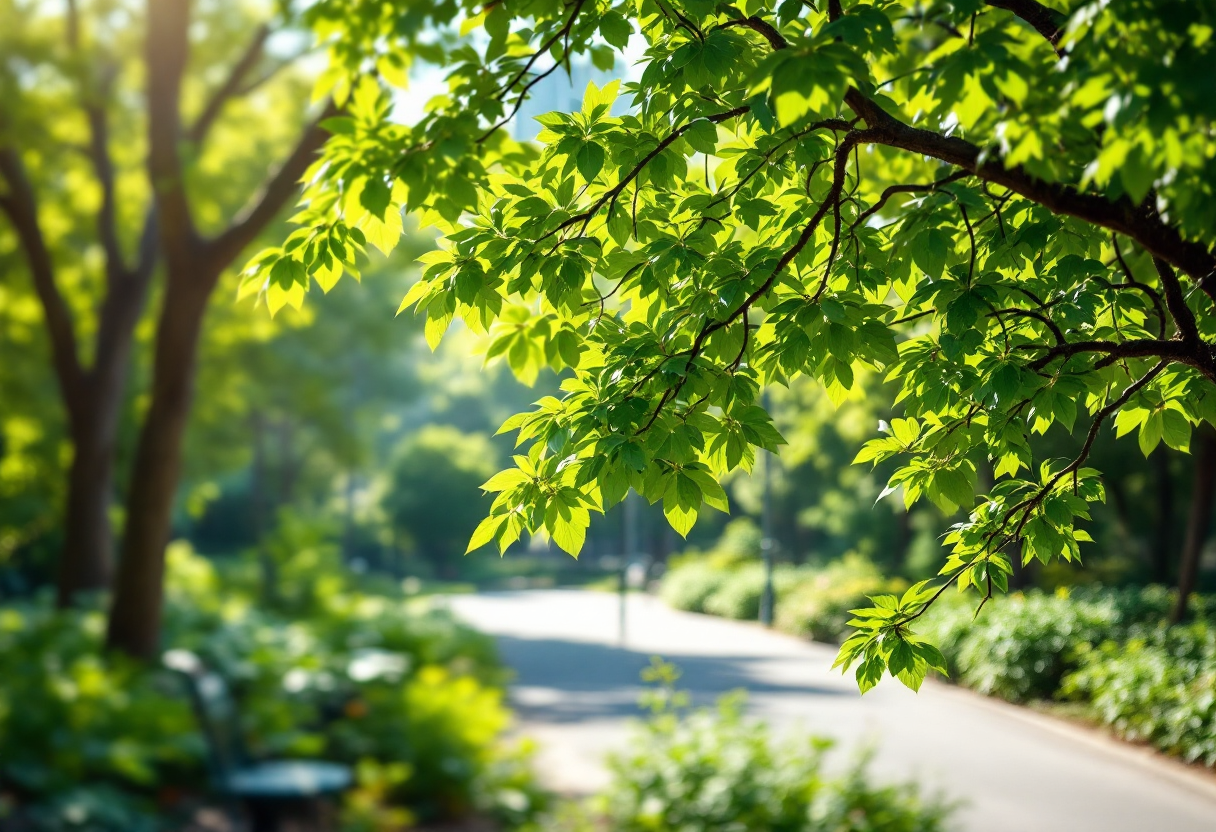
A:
447,589,1216,832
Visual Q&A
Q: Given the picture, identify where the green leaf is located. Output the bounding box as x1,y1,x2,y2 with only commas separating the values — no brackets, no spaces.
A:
684,119,718,155
911,228,950,278
1138,410,1164,457
599,12,632,49
360,177,392,220
576,142,606,181
1161,408,1191,451
466,515,502,553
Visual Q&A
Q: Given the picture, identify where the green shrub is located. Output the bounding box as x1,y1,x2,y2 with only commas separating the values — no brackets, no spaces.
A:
0,544,542,830
582,662,952,832
0,606,197,801
774,554,901,643
660,561,733,614
703,563,805,621
1063,622,1216,766
944,589,1123,703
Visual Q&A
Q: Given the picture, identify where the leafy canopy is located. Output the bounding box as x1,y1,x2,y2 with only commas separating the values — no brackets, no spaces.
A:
250,0,1216,692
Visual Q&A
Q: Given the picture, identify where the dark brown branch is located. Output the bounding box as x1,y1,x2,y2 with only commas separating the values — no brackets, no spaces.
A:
1153,257,1203,347
83,78,127,280
208,102,338,271
187,23,271,145
993,307,1065,345
146,0,197,263
478,60,564,143
636,130,868,432
842,89,1216,289
0,147,85,416
985,0,1066,48
737,8,1210,305
1024,338,1202,372
1008,360,1167,541
850,171,968,230
720,16,788,50
810,133,870,301
495,0,587,101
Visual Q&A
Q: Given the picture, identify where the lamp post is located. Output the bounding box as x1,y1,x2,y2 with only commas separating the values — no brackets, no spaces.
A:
620,490,639,645
759,387,776,627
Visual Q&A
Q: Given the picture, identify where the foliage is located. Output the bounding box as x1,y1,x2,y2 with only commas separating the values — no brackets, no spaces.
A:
0,605,196,810
1064,622,1216,767
703,562,805,620
574,660,952,832
0,545,542,830
775,554,902,643
255,0,1216,691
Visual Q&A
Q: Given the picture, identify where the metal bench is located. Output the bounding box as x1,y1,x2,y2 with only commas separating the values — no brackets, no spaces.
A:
164,649,353,831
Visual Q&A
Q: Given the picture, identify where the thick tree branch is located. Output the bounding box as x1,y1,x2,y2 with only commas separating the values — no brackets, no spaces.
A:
1024,338,1207,374
83,83,128,280
985,0,1066,48
146,0,197,262
720,16,788,50
187,23,271,146
0,147,86,416
207,103,337,271
842,89,1216,287
1153,257,1203,347
738,6,1214,299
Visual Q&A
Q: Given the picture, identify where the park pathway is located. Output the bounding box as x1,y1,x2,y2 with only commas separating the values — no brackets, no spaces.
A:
448,589,1216,832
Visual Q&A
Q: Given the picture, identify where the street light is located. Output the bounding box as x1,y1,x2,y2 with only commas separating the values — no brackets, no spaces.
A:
759,387,776,627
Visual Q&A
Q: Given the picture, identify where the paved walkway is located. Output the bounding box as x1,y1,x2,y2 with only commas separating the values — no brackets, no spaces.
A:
447,589,1216,832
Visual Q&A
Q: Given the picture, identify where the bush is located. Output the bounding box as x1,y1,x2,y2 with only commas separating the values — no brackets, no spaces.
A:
578,662,952,832
698,563,805,621
774,554,900,643
0,605,195,830
0,544,543,830
660,561,733,614
660,519,767,615
1063,622,1216,766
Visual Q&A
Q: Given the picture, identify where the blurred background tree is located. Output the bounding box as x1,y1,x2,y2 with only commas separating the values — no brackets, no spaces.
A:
383,426,499,579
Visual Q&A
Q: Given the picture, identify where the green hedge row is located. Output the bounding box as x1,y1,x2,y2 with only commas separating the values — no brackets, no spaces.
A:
660,557,1216,769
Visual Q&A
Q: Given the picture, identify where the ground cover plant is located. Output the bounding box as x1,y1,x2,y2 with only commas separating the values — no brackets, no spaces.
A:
0,545,544,831
554,660,953,831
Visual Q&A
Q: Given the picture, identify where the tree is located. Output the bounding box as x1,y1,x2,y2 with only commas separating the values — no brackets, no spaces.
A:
383,426,499,577
0,0,337,657
255,0,1216,691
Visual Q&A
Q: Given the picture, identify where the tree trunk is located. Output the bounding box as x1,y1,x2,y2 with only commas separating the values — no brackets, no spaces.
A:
1152,446,1174,584
57,273,153,607
1172,424,1216,624
106,269,214,659
250,411,278,604
57,424,116,604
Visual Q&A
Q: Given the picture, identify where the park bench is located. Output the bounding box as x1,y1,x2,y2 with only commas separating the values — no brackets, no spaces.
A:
164,649,352,831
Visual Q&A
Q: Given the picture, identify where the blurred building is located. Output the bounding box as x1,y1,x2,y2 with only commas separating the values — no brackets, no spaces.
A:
513,58,628,142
